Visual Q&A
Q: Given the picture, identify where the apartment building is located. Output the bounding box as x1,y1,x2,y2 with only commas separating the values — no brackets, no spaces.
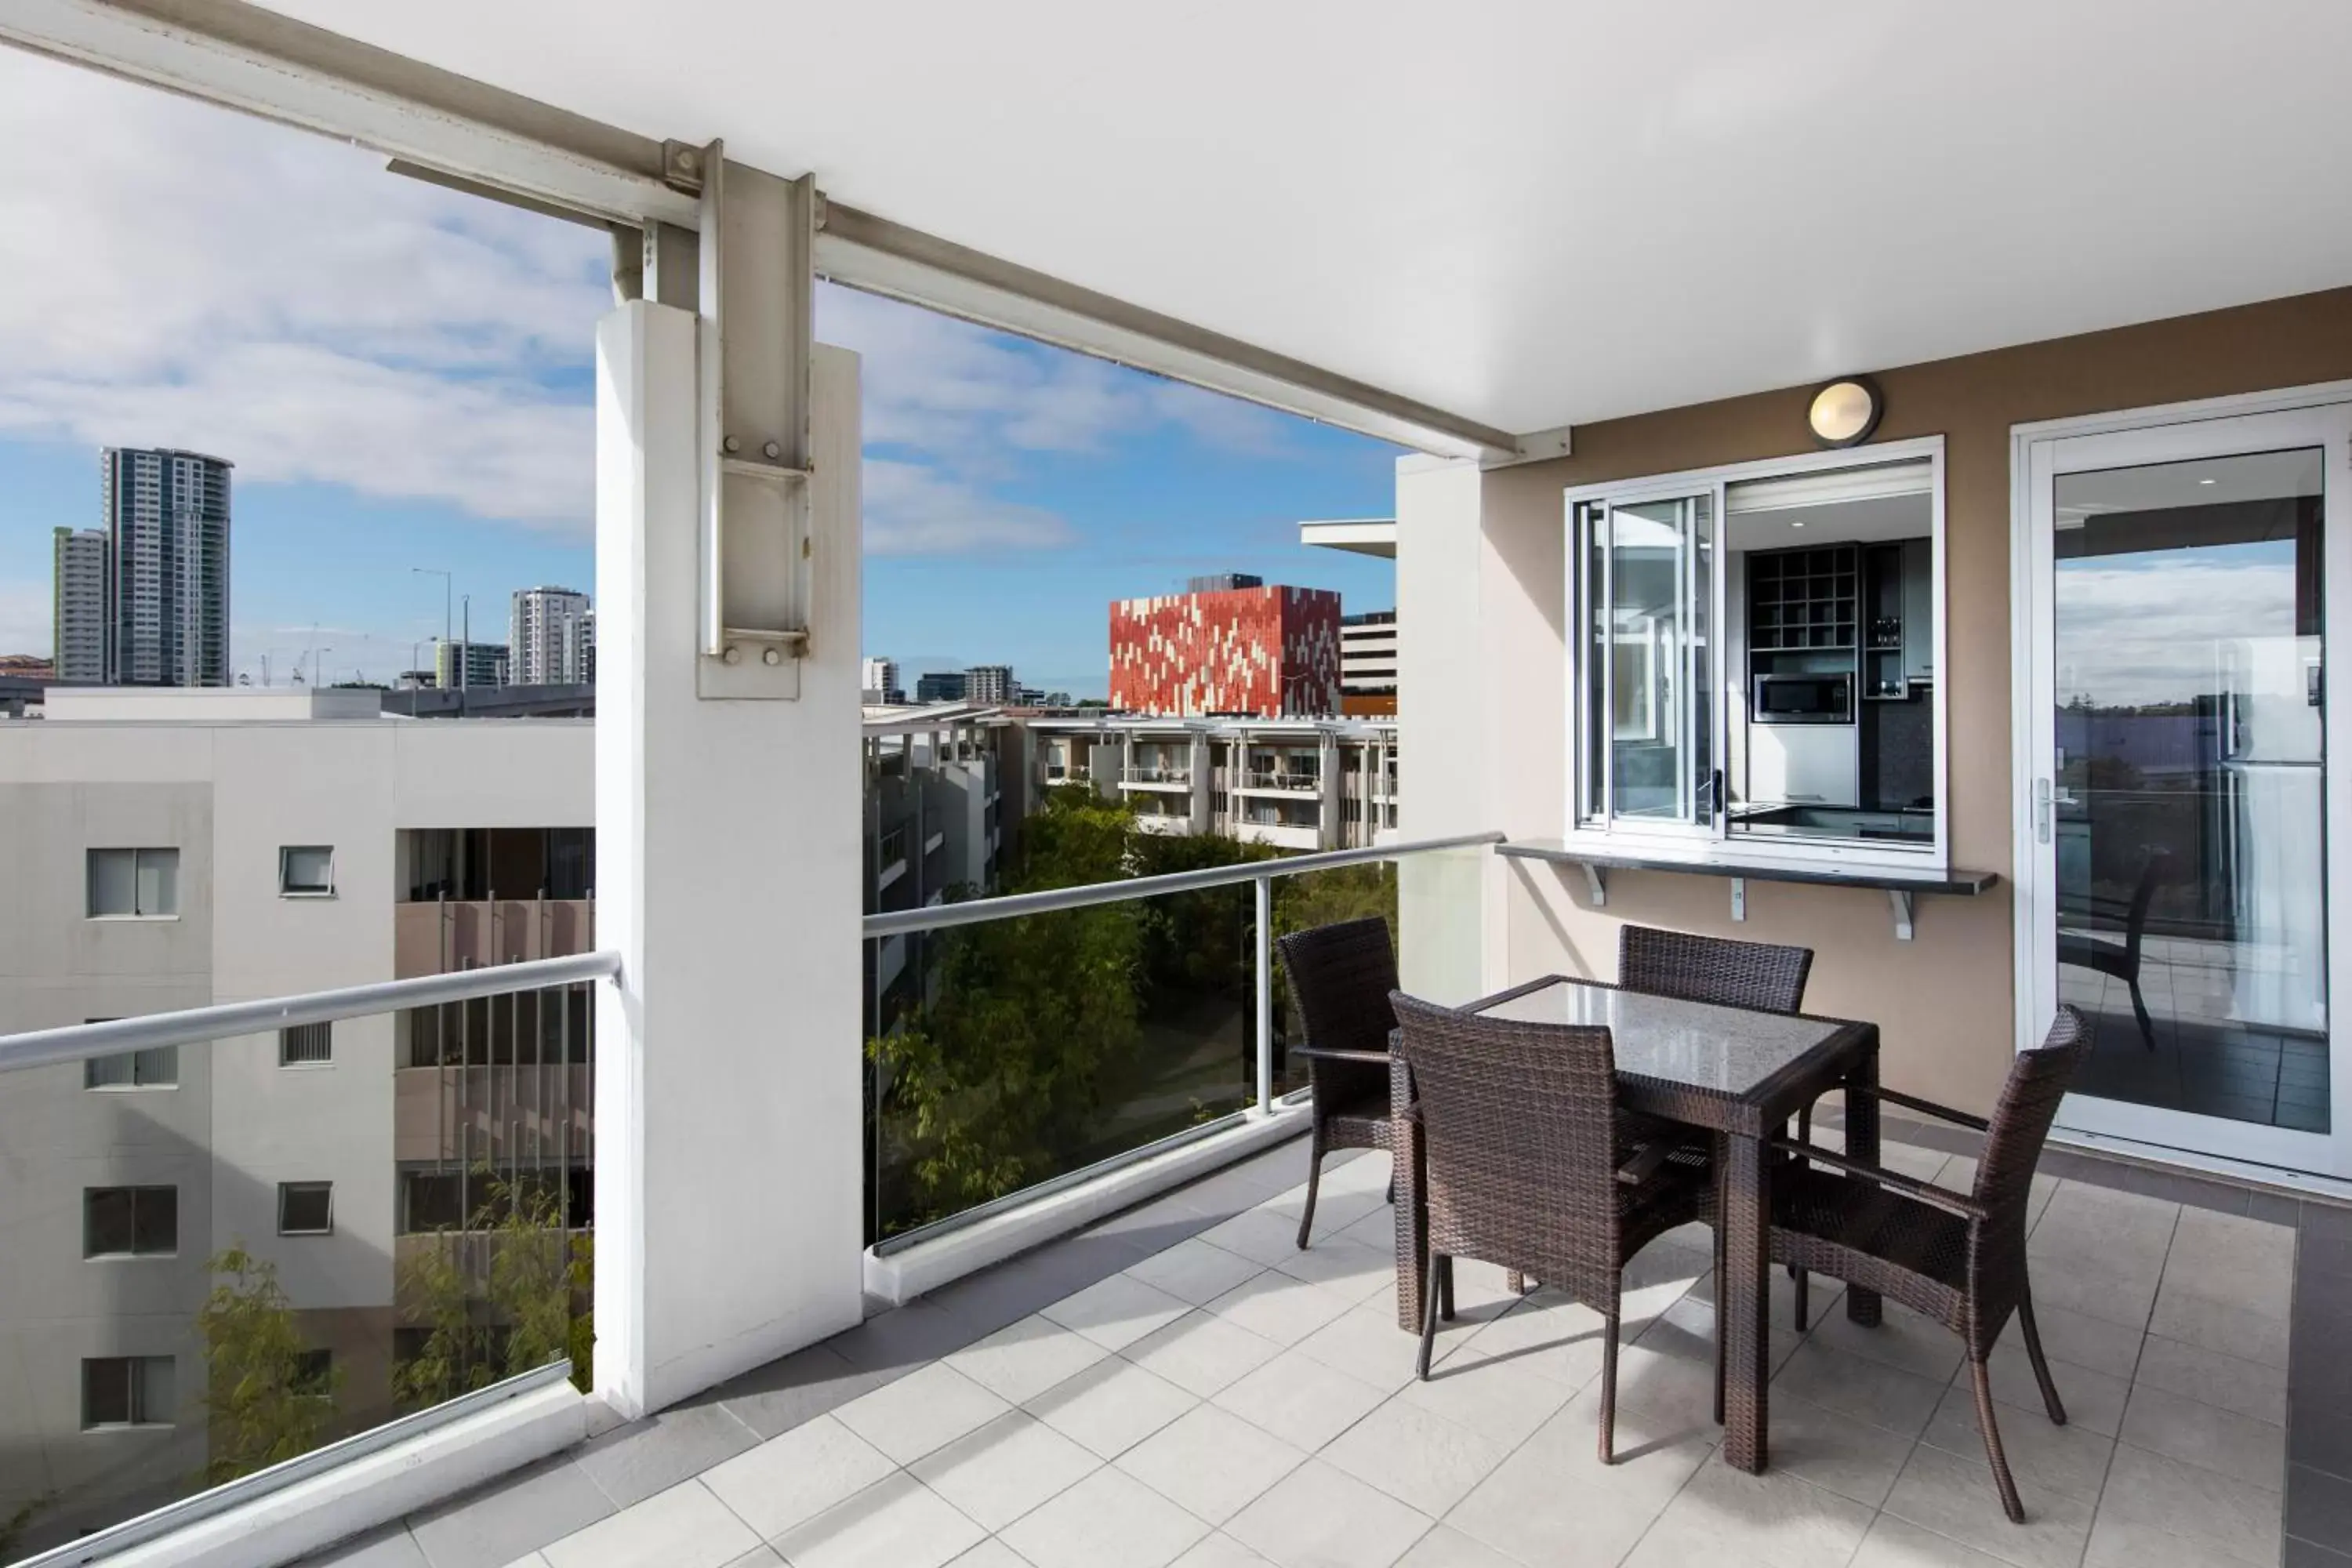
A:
1108,580,1342,717
859,657,902,705
1027,713,1398,851
508,587,592,687
100,447,231,688
431,637,510,691
1338,610,1399,714
52,527,108,684
0,688,591,1538
861,704,1022,1040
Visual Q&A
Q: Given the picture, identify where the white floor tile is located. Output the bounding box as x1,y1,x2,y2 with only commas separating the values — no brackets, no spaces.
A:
1115,1403,1308,1525
1042,1272,1192,1352
1125,1238,1269,1308
699,1414,898,1541
1390,1348,1577,1450
1269,1236,1396,1305
1290,1301,1425,1391
1319,1398,1512,1519
2085,1443,2282,1567
1210,1349,1390,1451
1390,1525,1522,1567
1880,1441,2094,1568
1445,1445,1668,1568
1123,1309,1283,1398
999,1465,1210,1568
945,1314,1112,1405
2130,1334,2286,1426
1621,1457,1873,1568
1168,1534,1278,1566
1847,1514,2016,1566
2115,1384,2285,1492
1772,1341,1946,1439
942,1543,1030,1568
1976,1342,2128,1439
908,1410,1103,1531
1917,1381,2114,1507
1751,1392,1917,1511
1223,1458,1433,1568
1200,1208,1316,1268
543,1481,760,1568
833,1363,1013,1466
768,1471,987,1568
1203,1272,1356,1347
1025,1354,1200,1458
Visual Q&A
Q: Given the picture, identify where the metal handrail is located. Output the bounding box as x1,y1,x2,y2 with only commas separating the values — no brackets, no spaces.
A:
0,950,622,1076
862,831,1503,938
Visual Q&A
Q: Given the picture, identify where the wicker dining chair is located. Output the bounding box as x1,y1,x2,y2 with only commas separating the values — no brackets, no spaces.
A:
1618,924,1813,1017
1276,917,1403,1251
1390,991,1712,1464
1769,1006,2089,1523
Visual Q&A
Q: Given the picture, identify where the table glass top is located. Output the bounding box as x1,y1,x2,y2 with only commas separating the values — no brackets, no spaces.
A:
1473,978,1848,1096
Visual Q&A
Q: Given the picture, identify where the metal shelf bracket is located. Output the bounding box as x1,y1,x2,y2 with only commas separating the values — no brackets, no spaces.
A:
1888,889,1916,942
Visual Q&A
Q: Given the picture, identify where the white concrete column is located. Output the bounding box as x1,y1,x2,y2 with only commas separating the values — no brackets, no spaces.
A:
1395,456,1504,1002
593,300,866,1417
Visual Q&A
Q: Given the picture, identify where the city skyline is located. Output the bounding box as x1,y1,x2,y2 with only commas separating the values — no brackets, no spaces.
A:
0,49,1398,699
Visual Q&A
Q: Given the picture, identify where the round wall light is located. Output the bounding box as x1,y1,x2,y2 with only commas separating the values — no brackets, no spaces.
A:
1807,377,1883,448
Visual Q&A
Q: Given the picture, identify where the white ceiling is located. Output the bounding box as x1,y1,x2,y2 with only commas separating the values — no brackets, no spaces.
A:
260,1,2352,437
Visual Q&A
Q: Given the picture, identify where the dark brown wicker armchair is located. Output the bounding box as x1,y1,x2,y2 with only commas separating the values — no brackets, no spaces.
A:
1770,1006,2089,1523
1618,925,1813,1016
1276,917,1403,1251
1390,992,1712,1464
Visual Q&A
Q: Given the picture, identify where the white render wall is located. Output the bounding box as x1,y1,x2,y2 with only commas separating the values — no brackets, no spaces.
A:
0,712,590,1526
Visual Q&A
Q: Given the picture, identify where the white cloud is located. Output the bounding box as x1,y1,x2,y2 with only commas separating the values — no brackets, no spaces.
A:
863,458,1074,554
2055,554,2298,707
0,49,608,528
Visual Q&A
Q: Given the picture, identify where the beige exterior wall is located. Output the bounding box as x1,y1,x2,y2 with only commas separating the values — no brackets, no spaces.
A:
1420,285,2352,1116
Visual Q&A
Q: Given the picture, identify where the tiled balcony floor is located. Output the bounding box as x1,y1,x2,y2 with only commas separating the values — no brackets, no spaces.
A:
313,1127,2332,1568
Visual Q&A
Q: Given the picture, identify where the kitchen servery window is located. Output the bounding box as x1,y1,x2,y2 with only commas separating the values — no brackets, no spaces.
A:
1567,441,1946,866
82,1356,175,1428
87,848,178,917
280,845,334,895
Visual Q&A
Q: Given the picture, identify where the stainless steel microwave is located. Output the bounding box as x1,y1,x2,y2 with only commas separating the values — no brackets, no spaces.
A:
1754,672,1853,725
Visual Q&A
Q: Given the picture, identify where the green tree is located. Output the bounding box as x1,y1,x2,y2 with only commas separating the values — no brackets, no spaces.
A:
394,1170,592,1410
195,1248,337,1483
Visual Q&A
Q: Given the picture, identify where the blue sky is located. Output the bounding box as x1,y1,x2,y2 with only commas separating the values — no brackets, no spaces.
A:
0,48,1396,699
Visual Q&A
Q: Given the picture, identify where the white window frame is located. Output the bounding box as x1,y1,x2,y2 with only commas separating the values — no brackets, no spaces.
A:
85,1039,178,1091
86,846,180,920
278,1181,336,1236
1563,434,1951,875
279,844,336,898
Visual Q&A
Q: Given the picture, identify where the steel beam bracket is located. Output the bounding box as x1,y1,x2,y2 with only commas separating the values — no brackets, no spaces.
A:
1577,862,1606,908
1888,889,1916,942
695,141,815,699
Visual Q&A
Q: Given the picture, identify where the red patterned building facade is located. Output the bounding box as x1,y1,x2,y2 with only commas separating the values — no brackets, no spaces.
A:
1109,584,1342,716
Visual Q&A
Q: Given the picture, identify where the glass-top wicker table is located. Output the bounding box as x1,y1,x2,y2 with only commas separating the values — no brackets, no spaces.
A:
1388,975,1882,1474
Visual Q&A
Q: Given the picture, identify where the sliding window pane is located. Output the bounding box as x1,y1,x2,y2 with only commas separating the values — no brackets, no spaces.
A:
1606,495,1714,825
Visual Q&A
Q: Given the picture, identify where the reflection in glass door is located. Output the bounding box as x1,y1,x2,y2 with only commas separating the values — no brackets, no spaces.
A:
2055,448,2325,1128
2027,405,2352,1173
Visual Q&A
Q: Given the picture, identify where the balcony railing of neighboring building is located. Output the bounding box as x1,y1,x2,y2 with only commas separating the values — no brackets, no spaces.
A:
393,897,596,981
0,953,615,1566
1121,765,1193,786
876,823,910,888
858,831,1500,1249
1238,769,1323,793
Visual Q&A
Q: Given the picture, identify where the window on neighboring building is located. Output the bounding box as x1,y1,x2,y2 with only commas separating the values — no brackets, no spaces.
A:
400,1170,466,1232
85,1186,177,1258
291,1348,334,1399
280,845,335,896
82,1356,175,1428
278,1181,334,1236
280,1022,332,1066
87,848,178,917
85,1043,177,1090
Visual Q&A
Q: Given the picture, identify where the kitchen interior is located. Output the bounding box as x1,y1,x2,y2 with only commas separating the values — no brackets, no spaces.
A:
1725,461,1936,844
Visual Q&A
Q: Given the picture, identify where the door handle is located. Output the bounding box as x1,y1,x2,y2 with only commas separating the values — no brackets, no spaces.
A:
2034,778,2052,844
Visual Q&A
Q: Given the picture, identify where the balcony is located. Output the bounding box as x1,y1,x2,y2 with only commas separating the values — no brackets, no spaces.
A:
1236,769,1323,794
1122,766,1195,790
393,899,596,980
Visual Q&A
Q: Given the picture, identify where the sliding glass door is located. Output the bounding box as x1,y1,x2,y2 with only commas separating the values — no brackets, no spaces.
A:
2022,402,2352,1174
